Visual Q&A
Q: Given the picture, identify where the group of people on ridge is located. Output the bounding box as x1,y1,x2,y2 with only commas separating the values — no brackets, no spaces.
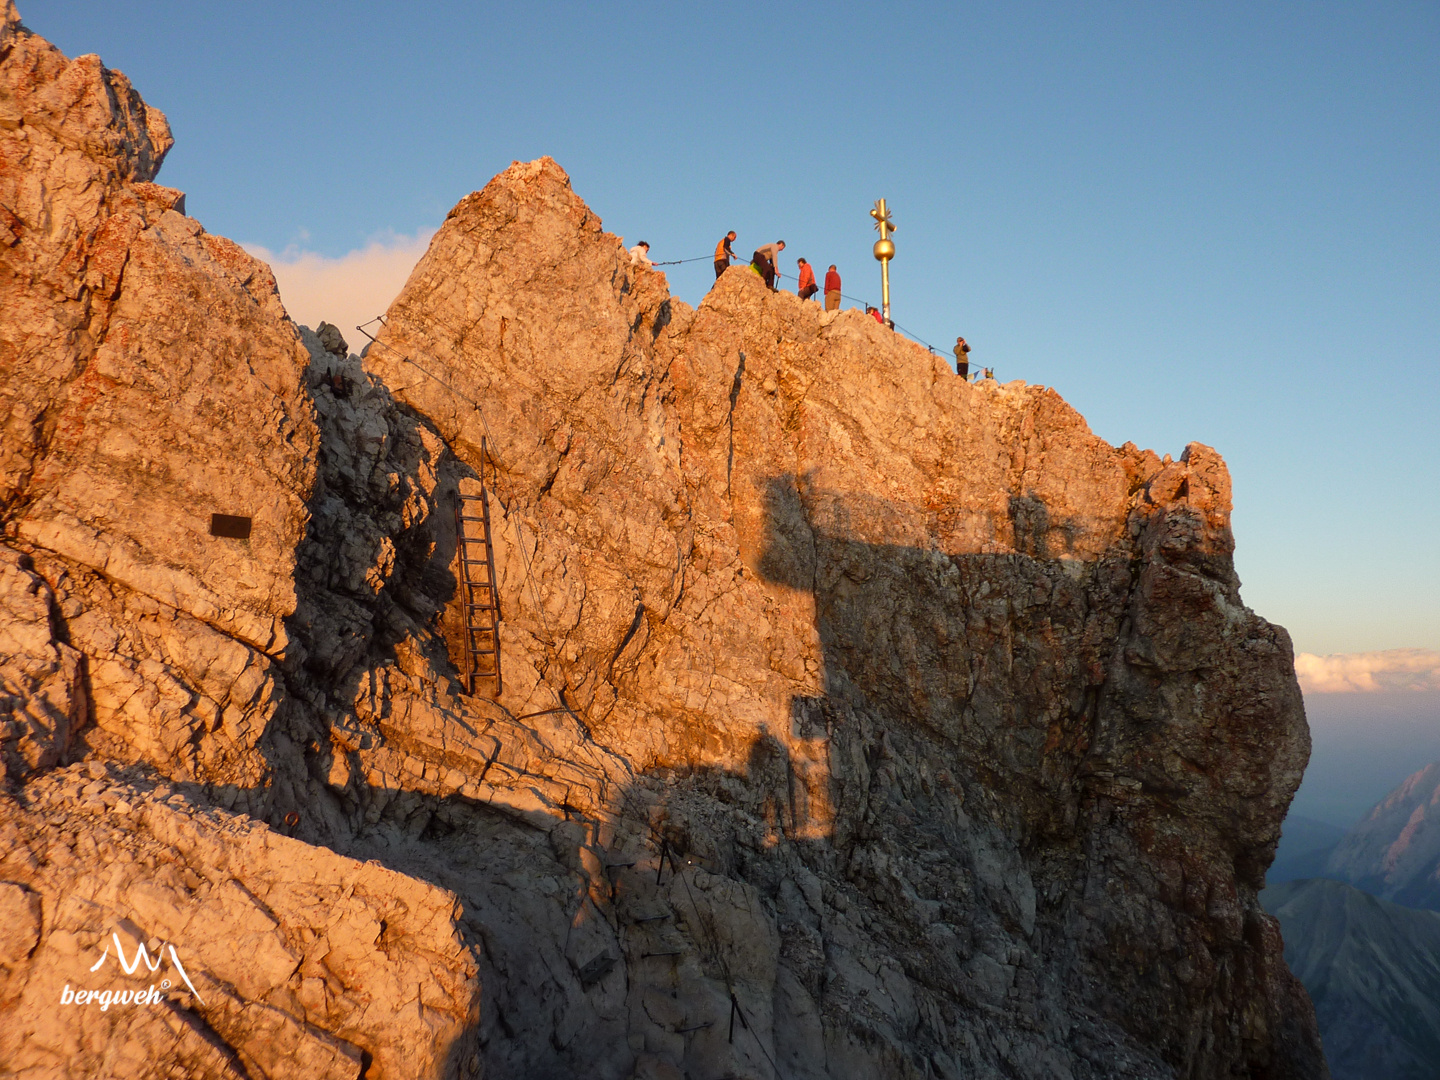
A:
632,233,987,382
714,232,844,311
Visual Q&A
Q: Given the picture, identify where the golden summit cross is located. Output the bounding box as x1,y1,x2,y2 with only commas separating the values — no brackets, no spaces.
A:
870,198,896,323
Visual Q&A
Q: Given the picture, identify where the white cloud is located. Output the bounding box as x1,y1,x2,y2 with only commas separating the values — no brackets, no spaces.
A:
242,231,434,355
1295,649,1440,694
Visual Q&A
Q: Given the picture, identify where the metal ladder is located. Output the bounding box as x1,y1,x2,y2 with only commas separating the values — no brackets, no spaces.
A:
454,438,501,697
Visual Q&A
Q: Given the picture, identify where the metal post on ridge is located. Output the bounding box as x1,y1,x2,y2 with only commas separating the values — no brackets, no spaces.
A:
870,198,896,324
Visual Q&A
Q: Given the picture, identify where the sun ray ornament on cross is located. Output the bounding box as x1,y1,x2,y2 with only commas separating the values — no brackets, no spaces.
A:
870,198,896,324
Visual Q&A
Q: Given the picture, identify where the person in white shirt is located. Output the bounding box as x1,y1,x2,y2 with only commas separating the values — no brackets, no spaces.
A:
629,241,654,269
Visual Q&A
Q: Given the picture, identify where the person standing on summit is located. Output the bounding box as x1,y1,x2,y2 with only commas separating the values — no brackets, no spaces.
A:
714,231,738,280
796,258,818,301
824,264,842,311
752,240,785,290
953,335,971,380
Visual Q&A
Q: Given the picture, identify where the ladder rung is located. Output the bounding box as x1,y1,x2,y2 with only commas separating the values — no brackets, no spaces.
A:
458,515,491,522
457,493,489,501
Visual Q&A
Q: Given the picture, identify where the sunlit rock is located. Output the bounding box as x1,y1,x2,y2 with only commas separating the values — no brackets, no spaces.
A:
0,3,1326,1076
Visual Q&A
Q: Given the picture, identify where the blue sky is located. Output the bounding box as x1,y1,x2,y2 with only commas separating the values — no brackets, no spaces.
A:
32,1,1439,655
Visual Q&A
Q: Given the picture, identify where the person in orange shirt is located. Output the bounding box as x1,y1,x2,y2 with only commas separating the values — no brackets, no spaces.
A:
713,231,738,279
796,258,818,301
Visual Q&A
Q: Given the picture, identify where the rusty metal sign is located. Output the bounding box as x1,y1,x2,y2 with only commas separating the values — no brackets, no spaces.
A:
209,514,252,539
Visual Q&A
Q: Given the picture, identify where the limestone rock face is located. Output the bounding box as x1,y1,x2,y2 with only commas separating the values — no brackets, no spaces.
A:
0,762,479,1080
362,158,1324,1079
0,0,316,659
0,546,86,776
0,6,1327,1078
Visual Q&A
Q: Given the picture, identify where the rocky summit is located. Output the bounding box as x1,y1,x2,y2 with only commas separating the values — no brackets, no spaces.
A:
0,4,1327,1078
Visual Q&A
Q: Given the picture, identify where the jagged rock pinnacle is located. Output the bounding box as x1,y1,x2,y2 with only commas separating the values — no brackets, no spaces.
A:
1,9,1327,1078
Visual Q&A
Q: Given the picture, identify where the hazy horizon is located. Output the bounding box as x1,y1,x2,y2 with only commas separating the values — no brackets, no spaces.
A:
1291,689,1440,828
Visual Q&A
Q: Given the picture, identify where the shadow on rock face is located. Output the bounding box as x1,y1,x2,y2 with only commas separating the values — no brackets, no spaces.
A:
13,407,1323,1079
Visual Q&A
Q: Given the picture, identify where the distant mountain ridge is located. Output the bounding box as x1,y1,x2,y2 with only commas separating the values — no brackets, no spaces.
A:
1325,761,1440,910
1264,878,1440,1080
1269,814,1347,884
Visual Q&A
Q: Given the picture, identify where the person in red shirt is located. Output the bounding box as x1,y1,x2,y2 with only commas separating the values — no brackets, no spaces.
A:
824,265,842,311
796,258,818,301
868,306,884,324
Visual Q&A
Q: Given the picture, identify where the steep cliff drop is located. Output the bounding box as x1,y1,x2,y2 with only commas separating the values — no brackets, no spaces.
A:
0,5,1327,1078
